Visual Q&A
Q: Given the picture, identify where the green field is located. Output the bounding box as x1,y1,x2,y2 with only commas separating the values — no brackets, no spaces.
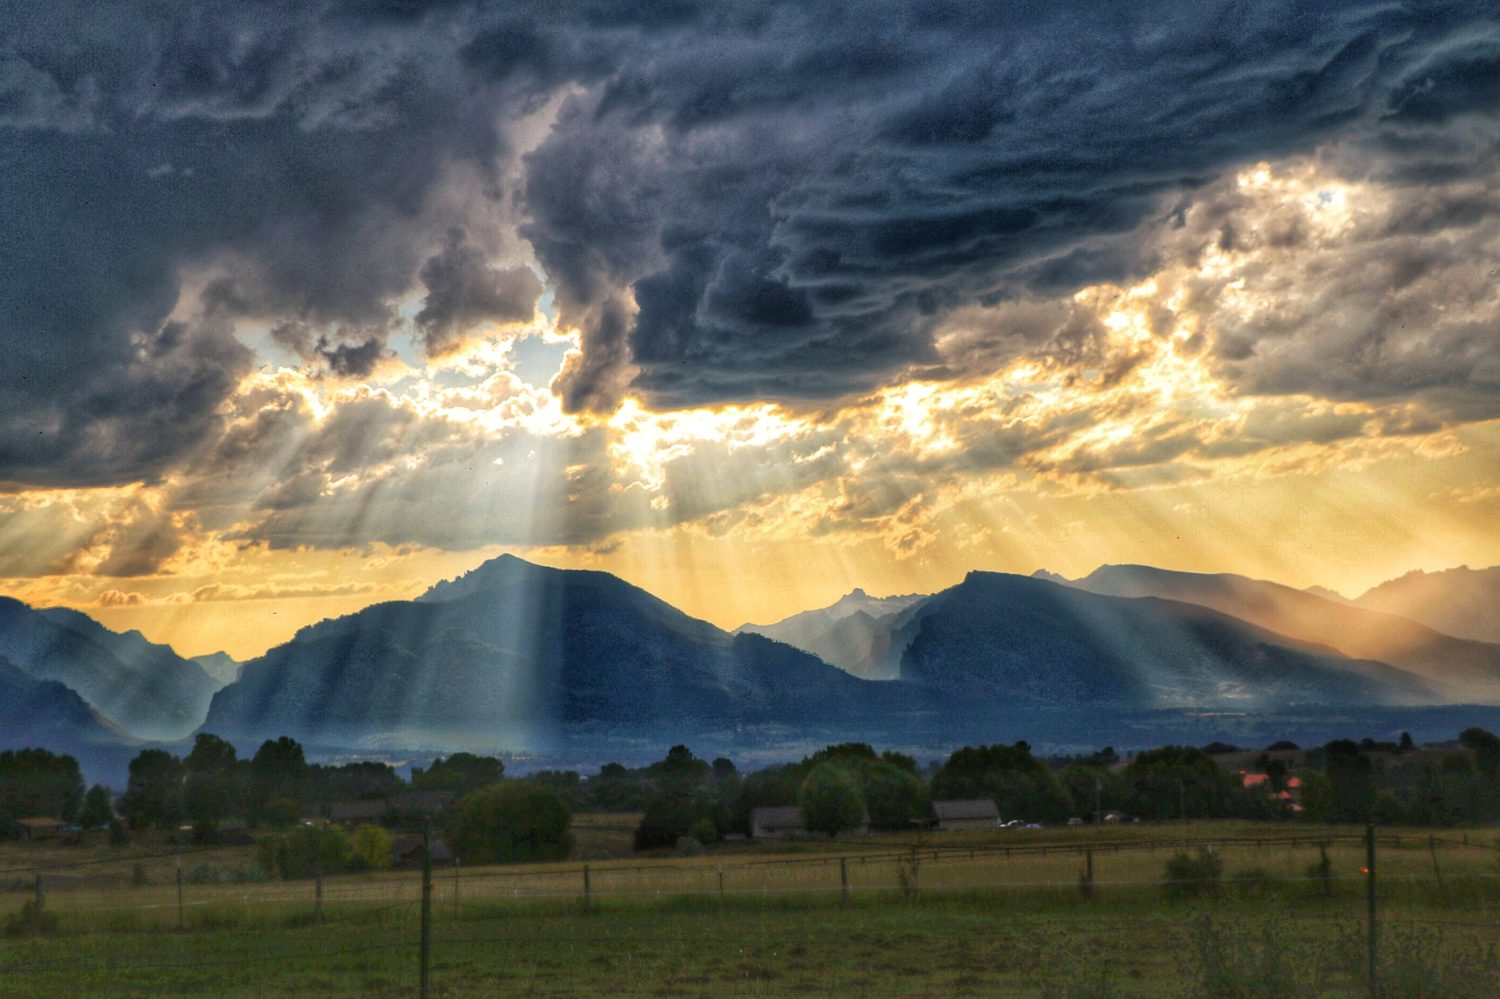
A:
2,821,1498,997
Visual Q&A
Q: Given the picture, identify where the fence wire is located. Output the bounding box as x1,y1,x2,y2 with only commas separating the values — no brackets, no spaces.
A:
2,827,1498,997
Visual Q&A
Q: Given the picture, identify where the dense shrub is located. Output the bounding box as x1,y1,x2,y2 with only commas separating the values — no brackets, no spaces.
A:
932,743,1072,823
351,824,394,871
3,901,58,937
446,781,572,864
258,825,353,880
634,795,727,851
1163,846,1223,899
799,764,866,838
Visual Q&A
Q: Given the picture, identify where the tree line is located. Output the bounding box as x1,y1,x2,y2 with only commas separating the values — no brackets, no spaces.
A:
4,726,1499,865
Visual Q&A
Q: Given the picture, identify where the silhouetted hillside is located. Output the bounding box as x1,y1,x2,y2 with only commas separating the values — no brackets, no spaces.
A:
0,598,219,740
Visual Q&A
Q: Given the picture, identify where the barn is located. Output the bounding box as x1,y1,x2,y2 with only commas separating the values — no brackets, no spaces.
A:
930,799,1001,831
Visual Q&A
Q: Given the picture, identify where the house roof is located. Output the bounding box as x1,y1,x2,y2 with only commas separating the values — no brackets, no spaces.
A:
393,835,454,863
15,817,66,828
932,799,999,821
750,806,803,829
389,790,454,813
329,799,388,821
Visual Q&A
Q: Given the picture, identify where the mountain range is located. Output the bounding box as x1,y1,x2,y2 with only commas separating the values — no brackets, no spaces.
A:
0,598,223,741
2,557,1498,779
202,555,889,749
736,588,925,677
1057,565,1500,703
1350,566,1500,645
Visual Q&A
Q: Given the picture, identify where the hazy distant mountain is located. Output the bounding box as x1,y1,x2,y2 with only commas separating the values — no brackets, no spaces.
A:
204,555,885,748
0,655,137,776
202,558,1449,753
737,588,927,677
895,572,1435,709
190,651,242,687
0,599,219,740
1057,565,1500,702
1353,566,1500,645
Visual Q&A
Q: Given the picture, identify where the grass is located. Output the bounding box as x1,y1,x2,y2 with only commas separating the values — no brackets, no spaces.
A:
2,821,1498,996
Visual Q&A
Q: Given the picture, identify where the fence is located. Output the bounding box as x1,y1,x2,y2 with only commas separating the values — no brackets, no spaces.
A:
2,825,1499,997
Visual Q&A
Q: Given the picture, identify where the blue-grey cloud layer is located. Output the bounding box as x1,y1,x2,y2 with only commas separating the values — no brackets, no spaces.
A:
2,0,1497,488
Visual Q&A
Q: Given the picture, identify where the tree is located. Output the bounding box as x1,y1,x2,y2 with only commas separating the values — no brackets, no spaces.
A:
798,763,866,838
306,761,403,806
1122,746,1235,820
881,751,919,774
184,733,240,824
1058,764,1126,821
591,762,654,811
351,824,394,871
644,745,714,799
79,785,113,829
446,781,572,864
858,760,927,832
529,770,585,809
249,737,308,822
711,757,741,795
1322,740,1377,823
731,763,805,834
1459,727,1500,775
634,795,728,851
933,743,1073,823
259,824,353,880
121,749,184,828
631,746,728,850
0,748,84,834
411,752,505,796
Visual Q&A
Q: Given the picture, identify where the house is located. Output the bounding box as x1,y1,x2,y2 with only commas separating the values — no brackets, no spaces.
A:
930,799,1001,831
750,806,804,840
218,820,254,844
388,790,454,816
327,799,389,828
1241,771,1304,813
14,817,67,841
392,834,455,867
749,806,869,840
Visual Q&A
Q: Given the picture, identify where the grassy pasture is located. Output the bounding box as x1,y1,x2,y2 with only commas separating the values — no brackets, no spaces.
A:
2,821,1498,996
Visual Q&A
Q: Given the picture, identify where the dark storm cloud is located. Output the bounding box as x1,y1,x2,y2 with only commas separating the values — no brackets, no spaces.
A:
3,0,1498,491
416,228,543,356
515,0,1500,411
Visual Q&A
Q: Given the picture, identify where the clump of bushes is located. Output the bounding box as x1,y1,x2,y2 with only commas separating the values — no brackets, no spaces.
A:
1227,867,1280,898
257,825,353,880
446,781,572,864
350,824,394,871
3,901,59,938
1163,846,1223,899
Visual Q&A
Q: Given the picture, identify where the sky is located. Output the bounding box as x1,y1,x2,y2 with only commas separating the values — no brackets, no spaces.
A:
1,1,1498,660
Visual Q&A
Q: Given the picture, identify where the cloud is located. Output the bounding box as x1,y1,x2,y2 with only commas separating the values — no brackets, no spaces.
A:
174,581,380,604
96,589,147,607
417,227,543,357
3,1,1493,496
1,0,1497,587
516,1,1500,411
